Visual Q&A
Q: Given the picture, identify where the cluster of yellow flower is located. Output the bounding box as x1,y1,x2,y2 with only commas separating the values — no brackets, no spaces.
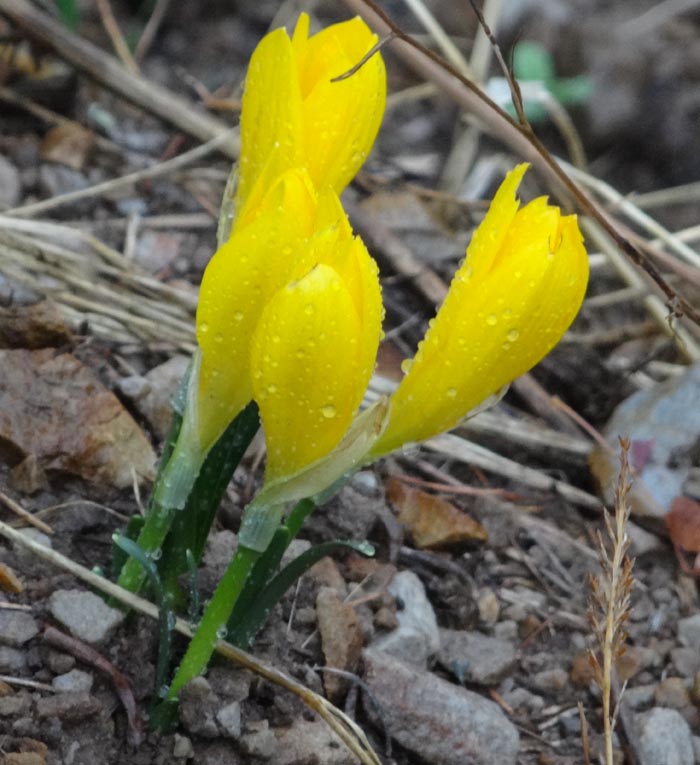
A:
184,13,589,499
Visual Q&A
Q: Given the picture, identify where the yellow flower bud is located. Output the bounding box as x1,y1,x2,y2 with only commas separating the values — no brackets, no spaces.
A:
372,164,589,456
250,191,383,481
237,12,386,218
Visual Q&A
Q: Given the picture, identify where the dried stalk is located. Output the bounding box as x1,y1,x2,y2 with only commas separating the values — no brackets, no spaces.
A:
587,439,635,765
0,518,382,765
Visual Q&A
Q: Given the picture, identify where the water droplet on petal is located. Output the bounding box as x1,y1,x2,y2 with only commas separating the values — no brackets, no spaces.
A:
233,311,243,322
507,329,519,342
446,387,457,399
199,321,209,333
267,384,278,394
321,405,336,419
486,314,498,326
400,358,413,374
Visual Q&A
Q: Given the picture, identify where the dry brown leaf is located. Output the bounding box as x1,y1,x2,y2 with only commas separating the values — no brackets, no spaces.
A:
0,349,156,489
386,478,487,550
40,123,94,171
0,561,24,593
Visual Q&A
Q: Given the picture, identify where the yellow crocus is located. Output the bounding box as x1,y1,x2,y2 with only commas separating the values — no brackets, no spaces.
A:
236,12,386,220
250,192,383,482
371,163,589,456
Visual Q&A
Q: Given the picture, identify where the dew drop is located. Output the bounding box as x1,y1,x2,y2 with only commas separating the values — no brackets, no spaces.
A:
214,333,223,344
304,304,314,315
233,311,243,322
199,321,209,334
267,384,278,394
216,625,228,640
321,405,336,419
400,358,413,374
506,329,519,342
446,387,457,399
486,314,498,326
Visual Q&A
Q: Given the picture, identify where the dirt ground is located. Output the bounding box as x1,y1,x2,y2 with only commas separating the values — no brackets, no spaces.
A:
1,1,700,764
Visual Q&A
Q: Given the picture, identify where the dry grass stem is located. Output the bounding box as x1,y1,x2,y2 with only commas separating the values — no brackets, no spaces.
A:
0,518,382,765
587,438,635,765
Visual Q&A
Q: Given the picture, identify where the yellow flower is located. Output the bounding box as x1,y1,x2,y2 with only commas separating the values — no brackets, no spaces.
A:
236,12,386,220
250,192,383,482
371,164,589,456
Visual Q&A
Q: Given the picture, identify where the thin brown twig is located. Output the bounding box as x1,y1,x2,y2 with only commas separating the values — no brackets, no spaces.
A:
340,0,700,326
134,0,170,63
95,0,139,75
0,518,381,765
0,489,53,535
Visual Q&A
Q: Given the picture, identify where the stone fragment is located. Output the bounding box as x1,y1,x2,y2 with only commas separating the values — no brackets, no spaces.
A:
4,754,46,765
239,720,275,759
363,650,519,765
172,734,194,759
36,691,102,722
51,669,93,693
48,589,124,645
178,677,220,738
0,646,27,672
0,693,32,716
0,155,21,208
530,668,569,693
671,647,700,678
654,677,691,709
138,355,190,440
678,614,700,651
371,570,440,667
316,586,363,701
437,628,516,686
0,611,39,647
308,556,347,597
638,707,694,765
477,589,500,626
272,719,356,765
215,701,242,739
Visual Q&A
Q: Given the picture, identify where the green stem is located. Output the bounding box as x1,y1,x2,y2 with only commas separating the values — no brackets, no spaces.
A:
117,435,203,595
167,544,260,698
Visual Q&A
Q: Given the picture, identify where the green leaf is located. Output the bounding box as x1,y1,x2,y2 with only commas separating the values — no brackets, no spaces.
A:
158,401,260,602
513,41,555,84
226,539,374,648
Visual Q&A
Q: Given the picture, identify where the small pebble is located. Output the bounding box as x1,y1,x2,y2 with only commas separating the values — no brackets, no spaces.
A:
654,677,691,709
51,669,93,693
48,589,124,645
0,611,39,647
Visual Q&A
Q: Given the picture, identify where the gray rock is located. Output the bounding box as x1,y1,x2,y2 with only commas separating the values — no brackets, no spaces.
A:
0,155,21,208
44,649,75,674
117,375,151,402
48,589,124,645
437,628,516,685
638,708,694,765
272,719,356,765
0,645,27,672
173,734,194,759
52,669,94,693
678,614,700,651
624,684,656,710
138,355,190,440
692,736,700,765
494,620,518,642
371,571,440,667
0,693,32,716
239,719,275,759
363,650,519,765
12,529,53,574
178,677,220,738
530,668,569,693
594,363,700,516
36,691,102,722
215,700,241,739
501,686,545,714
0,610,39,646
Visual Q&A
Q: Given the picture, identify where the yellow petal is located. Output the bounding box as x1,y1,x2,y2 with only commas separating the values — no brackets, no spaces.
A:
236,27,304,215
250,264,366,481
195,168,317,451
292,13,386,194
372,166,589,455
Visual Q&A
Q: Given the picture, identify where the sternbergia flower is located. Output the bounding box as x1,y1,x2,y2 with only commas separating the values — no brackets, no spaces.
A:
371,163,589,456
235,13,386,221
